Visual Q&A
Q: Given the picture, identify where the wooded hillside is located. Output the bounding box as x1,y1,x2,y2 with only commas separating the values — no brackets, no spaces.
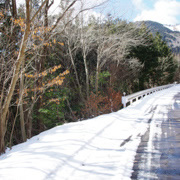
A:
0,0,178,154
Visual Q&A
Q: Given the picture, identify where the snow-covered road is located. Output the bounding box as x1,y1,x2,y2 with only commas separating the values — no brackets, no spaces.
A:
0,85,179,180
132,88,180,179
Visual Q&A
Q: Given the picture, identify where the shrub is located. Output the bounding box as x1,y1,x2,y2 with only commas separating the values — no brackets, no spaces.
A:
82,88,122,119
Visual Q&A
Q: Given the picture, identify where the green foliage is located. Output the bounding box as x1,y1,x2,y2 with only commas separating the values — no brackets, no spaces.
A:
1,6,178,151
38,103,64,128
34,88,69,129
99,71,110,86
38,108,50,114
129,30,177,89
142,21,180,54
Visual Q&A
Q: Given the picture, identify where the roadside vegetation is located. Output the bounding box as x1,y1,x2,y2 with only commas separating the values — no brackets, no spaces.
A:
0,0,178,154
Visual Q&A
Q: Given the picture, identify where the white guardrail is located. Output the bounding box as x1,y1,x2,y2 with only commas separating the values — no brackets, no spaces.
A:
122,84,175,108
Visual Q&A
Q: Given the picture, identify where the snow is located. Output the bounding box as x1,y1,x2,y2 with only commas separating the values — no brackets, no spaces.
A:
134,85,180,179
164,24,180,32
0,85,179,180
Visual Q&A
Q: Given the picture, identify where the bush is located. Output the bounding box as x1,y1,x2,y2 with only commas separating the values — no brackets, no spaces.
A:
82,88,122,119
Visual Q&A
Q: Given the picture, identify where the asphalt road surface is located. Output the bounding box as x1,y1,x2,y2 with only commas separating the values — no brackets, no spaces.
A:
131,93,180,180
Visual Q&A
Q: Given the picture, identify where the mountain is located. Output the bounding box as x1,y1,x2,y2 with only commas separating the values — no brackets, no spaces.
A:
137,21,180,54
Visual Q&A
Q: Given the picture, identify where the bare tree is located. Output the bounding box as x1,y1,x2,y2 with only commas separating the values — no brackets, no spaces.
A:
0,0,51,154
61,9,85,101
0,0,81,154
1,0,110,153
93,21,146,93
61,1,107,100
79,15,94,99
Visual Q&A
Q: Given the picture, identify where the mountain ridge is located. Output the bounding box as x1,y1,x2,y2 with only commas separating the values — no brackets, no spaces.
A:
136,20,180,54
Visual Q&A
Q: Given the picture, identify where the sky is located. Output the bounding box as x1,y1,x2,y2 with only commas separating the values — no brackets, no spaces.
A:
99,0,180,25
17,0,180,25
132,0,180,25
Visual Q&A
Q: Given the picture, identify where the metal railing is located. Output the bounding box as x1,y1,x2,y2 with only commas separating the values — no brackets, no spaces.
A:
122,84,175,108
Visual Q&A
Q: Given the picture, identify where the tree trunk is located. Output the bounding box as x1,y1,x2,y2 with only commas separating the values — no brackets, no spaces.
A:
19,60,27,142
95,61,100,94
11,0,17,18
83,51,89,99
0,120,6,153
35,0,50,132
67,40,84,101
0,1,31,154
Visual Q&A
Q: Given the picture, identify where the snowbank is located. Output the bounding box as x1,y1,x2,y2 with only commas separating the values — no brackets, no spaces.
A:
0,85,179,180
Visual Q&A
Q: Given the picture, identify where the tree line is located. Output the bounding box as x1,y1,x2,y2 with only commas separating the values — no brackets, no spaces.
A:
0,0,178,154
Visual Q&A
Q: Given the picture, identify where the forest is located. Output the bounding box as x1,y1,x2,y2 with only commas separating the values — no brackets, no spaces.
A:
0,0,179,154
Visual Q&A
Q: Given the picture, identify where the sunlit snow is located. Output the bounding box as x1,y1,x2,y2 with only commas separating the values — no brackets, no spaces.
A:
0,85,179,180
164,24,180,32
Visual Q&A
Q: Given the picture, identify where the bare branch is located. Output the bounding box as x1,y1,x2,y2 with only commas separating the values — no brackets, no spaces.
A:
49,0,77,34
30,0,49,23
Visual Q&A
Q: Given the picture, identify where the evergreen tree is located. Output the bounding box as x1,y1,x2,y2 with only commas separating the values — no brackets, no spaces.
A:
129,29,177,90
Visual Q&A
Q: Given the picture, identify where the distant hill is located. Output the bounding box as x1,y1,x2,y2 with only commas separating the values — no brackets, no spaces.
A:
136,21,180,54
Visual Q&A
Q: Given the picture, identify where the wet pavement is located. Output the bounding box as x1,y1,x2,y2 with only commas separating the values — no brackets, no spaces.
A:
158,118,180,180
131,93,180,180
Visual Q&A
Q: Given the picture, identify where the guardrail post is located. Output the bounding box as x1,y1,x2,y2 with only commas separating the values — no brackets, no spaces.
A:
122,92,126,108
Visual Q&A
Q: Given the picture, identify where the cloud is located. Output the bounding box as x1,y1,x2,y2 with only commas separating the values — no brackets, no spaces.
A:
131,0,145,11
133,0,180,25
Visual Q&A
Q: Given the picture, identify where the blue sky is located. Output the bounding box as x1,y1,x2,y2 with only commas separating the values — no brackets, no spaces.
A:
18,0,180,25
100,0,180,25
